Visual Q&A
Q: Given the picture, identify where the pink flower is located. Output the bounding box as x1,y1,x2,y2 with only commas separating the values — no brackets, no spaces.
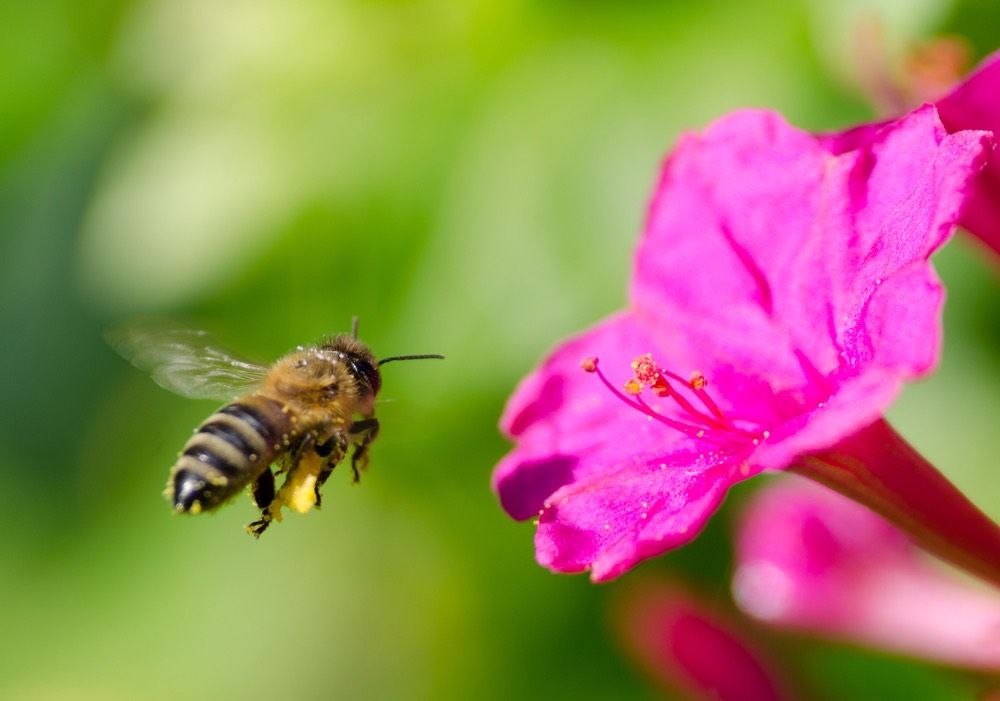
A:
734,478,1000,671
614,579,795,701
494,105,993,582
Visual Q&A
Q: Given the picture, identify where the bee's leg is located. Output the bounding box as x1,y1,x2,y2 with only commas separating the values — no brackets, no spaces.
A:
246,516,271,538
312,435,347,507
314,435,346,461
251,466,276,510
248,433,317,536
313,462,336,508
246,467,276,538
290,432,317,466
348,418,380,483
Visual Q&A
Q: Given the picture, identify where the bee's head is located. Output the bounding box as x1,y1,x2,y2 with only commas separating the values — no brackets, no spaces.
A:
268,336,380,407
322,335,381,396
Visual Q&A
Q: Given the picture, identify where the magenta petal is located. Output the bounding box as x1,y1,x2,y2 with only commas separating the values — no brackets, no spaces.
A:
633,110,833,406
500,312,658,444
633,106,989,450
495,312,691,521
734,478,1000,670
937,50,1000,253
824,51,1000,254
535,457,734,582
838,105,988,258
752,371,900,470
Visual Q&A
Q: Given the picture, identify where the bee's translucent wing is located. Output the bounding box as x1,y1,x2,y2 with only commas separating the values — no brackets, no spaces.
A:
106,323,270,401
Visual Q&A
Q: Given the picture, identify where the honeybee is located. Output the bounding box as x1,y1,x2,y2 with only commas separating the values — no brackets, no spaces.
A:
107,319,443,537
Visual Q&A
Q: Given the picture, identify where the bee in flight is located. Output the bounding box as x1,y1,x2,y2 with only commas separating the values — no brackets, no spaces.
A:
107,319,443,537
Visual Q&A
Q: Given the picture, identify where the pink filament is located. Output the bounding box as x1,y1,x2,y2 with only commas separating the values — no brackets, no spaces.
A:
587,357,759,446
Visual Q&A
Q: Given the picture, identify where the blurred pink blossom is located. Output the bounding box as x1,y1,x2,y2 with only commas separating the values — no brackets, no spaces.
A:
614,579,795,701
734,478,1000,671
494,105,993,582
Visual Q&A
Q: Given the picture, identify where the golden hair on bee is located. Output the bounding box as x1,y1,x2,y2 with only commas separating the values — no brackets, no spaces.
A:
107,319,443,536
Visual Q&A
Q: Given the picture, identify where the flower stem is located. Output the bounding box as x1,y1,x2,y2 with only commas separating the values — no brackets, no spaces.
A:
790,418,1000,589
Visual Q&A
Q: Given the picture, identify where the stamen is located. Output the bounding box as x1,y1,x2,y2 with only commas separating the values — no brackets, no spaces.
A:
633,395,733,446
654,376,727,429
630,356,736,431
582,357,722,440
581,354,764,446
658,367,726,422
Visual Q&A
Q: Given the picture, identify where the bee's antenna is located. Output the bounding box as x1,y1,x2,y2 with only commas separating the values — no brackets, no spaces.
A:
351,316,359,339
378,354,445,366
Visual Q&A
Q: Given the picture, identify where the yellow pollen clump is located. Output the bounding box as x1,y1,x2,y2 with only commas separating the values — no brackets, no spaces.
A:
690,372,707,389
631,353,659,384
623,379,642,395
273,451,324,515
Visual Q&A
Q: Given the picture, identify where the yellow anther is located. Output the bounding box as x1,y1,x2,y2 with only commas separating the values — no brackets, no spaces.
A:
580,357,598,373
624,379,642,395
690,372,707,390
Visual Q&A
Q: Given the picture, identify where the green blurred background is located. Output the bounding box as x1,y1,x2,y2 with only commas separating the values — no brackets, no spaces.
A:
2,0,999,699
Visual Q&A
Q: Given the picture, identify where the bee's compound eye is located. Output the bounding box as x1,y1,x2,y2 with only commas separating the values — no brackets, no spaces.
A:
172,469,207,513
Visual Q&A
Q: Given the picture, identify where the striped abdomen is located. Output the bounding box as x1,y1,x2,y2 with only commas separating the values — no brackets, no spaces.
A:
169,395,292,514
